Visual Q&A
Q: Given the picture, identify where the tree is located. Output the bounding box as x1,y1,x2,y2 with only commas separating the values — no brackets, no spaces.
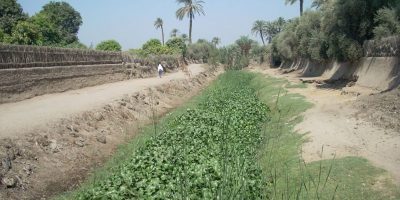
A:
275,17,286,32
154,18,165,45
263,22,278,43
9,21,43,45
235,36,254,57
170,28,179,38
64,41,87,49
0,0,27,34
285,0,304,16
251,20,267,45
166,37,186,54
96,40,122,51
39,1,82,44
181,33,188,43
373,7,400,39
261,18,286,44
211,37,220,46
141,39,175,55
176,0,205,44
30,13,62,46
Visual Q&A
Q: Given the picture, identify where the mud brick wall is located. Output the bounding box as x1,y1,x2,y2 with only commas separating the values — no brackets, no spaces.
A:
0,64,128,103
0,44,184,103
0,44,123,69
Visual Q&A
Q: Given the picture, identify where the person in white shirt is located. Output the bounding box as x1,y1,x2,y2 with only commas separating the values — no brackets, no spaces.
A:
157,63,164,78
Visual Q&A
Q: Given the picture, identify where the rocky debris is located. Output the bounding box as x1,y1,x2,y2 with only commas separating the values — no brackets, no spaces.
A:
1,157,12,172
22,164,33,176
49,140,59,153
75,138,85,147
93,112,104,121
67,125,79,133
2,176,17,188
35,136,60,153
355,87,400,133
341,90,361,96
282,68,296,74
69,131,80,138
96,135,107,144
346,81,356,87
36,135,51,147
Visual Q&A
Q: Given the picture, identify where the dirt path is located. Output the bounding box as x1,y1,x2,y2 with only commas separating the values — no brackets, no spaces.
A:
0,64,205,138
255,66,400,184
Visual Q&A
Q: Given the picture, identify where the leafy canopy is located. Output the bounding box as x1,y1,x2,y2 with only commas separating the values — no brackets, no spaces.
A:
0,0,27,34
270,0,400,63
96,40,122,51
166,37,186,54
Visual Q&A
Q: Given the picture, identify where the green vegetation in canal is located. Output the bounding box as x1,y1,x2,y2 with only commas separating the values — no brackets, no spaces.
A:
67,72,270,199
59,71,400,200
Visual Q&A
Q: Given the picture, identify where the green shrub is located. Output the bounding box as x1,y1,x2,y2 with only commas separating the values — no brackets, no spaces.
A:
166,37,186,54
373,7,400,40
270,0,400,63
9,21,43,45
64,41,87,49
140,38,176,56
95,40,122,51
186,40,217,62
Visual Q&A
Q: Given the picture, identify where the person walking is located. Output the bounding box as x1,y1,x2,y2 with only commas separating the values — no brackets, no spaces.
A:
157,63,164,78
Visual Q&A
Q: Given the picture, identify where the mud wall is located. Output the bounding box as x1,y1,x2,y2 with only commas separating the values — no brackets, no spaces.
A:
0,62,179,104
278,37,400,91
0,44,123,69
0,44,184,104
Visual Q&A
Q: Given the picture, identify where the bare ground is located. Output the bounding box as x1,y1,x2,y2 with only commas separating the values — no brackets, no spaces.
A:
0,64,205,137
0,65,221,199
252,66,400,185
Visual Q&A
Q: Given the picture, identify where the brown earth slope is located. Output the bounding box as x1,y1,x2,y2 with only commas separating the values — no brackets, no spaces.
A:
0,64,221,199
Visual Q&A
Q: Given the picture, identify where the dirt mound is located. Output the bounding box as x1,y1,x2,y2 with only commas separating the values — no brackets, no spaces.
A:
0,68,220,200
355,87,400,133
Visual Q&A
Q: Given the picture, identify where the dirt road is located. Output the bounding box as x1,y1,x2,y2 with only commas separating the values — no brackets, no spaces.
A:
256,66,400,184
0,64,205,138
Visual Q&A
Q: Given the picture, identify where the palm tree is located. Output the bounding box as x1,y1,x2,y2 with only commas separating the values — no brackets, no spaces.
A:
181,33,188,40
176,0,205,44
275,17,286,32
285,0,304,16
235,36,254,57
251,20,267,46
211,37,220,46
154,18,165,45
263,22,278,44
170,28,179,38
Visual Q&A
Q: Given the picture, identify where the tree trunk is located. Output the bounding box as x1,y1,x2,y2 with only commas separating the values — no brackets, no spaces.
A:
300,0,304,16
260,31,265,46
161,26,165,45
189,12,193,44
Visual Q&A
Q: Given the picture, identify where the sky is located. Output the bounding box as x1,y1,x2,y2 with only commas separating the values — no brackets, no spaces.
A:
18,0,312,50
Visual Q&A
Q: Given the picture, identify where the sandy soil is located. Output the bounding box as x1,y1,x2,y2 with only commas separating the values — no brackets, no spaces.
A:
255,66,400,184
0,64,204,138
